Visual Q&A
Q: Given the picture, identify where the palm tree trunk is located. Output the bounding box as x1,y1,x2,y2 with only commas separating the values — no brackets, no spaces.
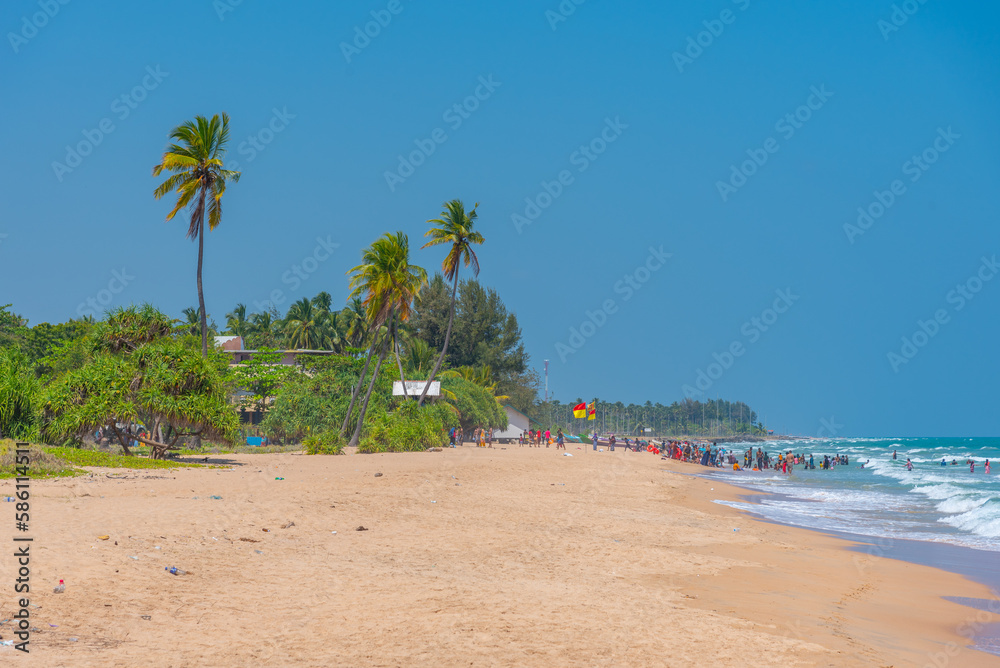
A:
340,335,379,436
196,189,208,358
417,270,459,406
393,313,410,400
349,334,390,447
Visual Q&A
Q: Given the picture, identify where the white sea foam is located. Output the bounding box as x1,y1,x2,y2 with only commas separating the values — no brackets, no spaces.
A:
700,436,1000,552
939,503,1000,538
915,483,967,500
936,496,990,514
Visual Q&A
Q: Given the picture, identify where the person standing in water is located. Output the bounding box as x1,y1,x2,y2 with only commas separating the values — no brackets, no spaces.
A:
971,459,975,473
986,459,992,474
892,450,897,460
906,458,913,471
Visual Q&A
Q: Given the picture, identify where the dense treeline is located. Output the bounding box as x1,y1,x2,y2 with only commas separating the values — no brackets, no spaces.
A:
1,298,767,447
1,296,766,446
0,302,508,454
535,397,765,438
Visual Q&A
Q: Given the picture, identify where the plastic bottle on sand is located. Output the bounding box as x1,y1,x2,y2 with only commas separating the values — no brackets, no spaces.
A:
53,580,66,593
165,567,187,576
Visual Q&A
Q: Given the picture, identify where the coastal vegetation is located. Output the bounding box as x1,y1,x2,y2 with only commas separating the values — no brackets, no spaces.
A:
0,112,767,459
41,305,239,458
2,286,764,453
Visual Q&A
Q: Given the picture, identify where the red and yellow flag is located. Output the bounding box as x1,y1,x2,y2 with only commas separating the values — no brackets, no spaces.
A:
588,401,596,420
573,402,587,419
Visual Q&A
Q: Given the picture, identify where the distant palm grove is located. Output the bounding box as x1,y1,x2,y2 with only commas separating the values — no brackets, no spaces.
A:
0,112,764,455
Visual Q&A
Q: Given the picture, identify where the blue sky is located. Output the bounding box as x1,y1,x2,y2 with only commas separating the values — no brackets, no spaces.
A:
2,0,998,436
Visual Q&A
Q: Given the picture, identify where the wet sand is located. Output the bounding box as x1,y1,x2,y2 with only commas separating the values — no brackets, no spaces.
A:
3,444,998,667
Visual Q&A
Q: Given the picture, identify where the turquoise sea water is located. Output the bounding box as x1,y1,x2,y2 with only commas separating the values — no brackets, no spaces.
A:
704,437,1000,552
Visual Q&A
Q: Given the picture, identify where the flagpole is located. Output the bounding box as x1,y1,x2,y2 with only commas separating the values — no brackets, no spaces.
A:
592,397,597,452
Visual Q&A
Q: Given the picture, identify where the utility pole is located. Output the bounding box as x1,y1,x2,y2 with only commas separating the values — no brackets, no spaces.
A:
544,359,549,402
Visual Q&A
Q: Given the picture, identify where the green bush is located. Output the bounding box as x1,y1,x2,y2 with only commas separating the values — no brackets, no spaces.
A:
0,349,40,442
357,401,456,454
303,430,345,455
440,376,507,432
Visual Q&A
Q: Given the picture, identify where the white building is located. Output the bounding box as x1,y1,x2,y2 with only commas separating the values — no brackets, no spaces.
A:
493,405,529,443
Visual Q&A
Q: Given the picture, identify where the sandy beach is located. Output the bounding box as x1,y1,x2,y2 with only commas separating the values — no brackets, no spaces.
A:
4,445,998,667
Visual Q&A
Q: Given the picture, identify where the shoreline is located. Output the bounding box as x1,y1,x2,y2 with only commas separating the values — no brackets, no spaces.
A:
654,456,1000,666
698,470,1000,659
5,447,999,666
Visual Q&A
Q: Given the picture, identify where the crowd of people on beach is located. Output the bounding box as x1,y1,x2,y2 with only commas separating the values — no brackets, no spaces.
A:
447,427,569,450
446,429,995,476
519,428,567,449
448,427,496,448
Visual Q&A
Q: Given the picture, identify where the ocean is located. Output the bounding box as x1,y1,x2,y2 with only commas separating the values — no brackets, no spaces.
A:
704,437,1000,552
701,436,1000,656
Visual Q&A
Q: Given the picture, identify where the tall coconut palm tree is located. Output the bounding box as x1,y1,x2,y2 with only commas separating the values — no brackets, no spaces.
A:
341,232,427,445
153,113,240,358
417,199,484,406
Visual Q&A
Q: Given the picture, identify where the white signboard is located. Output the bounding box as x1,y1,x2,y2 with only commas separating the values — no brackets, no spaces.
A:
393,381,441,396
644,428,652,432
